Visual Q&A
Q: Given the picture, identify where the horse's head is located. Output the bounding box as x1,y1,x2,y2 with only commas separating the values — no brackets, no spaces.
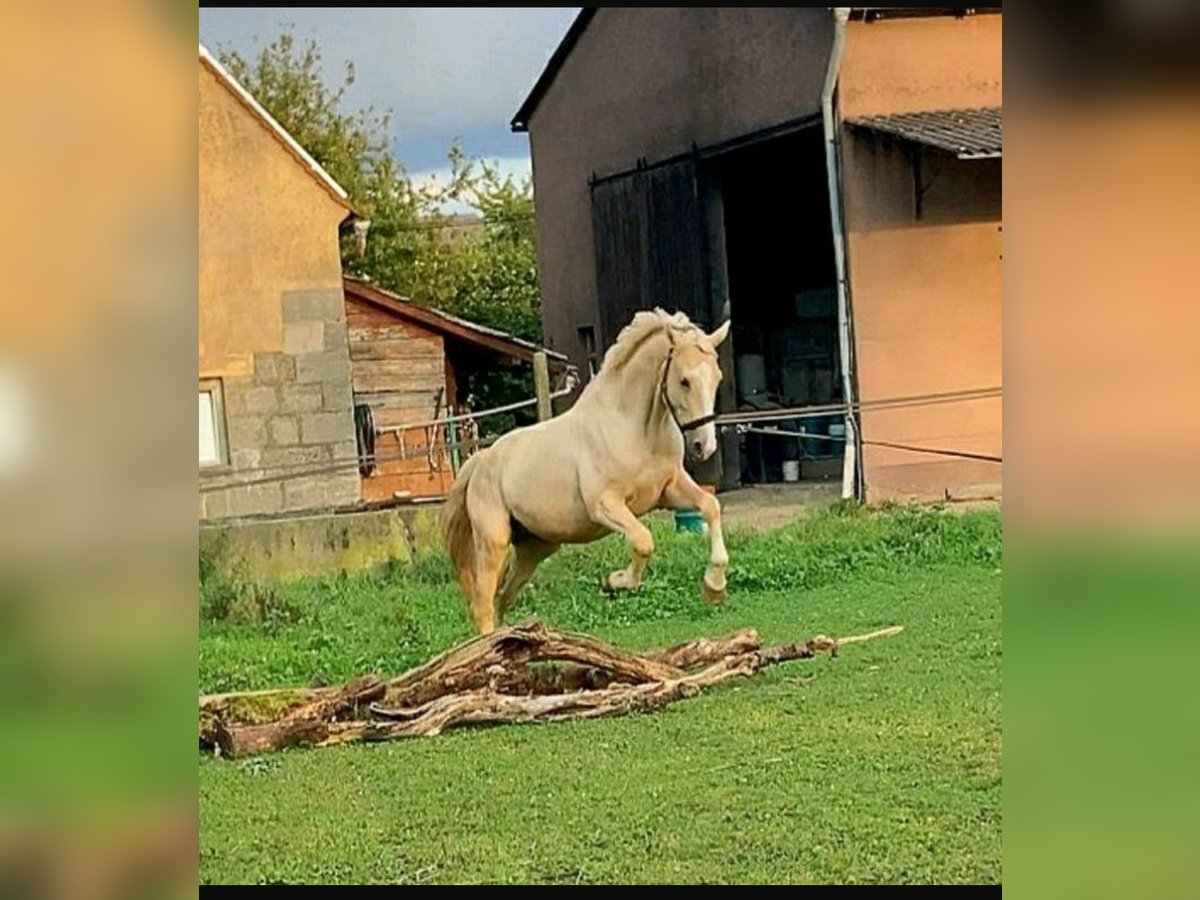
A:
664,320,731,463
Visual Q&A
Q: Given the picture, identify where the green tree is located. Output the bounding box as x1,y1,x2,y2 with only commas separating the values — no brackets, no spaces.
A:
219,32,458,301
217,31,546,430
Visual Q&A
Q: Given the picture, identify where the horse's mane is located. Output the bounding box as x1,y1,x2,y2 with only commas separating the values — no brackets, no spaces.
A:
599,308,706,373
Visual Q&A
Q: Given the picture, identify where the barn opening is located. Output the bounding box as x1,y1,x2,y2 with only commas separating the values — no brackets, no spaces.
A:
587,125,846,491
705,127,844,487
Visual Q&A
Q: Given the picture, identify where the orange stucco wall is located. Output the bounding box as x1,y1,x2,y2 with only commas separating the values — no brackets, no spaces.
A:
839,13,1001,119
198,63,347,378
839,14,1002,503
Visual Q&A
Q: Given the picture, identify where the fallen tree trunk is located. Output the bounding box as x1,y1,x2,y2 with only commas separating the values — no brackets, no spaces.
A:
203,620,903,759
643,627,762,668
341,655,758,744
210,675,385,758
200,623,704,746
199,686,334,745
360,630,885,739
379,620,684,709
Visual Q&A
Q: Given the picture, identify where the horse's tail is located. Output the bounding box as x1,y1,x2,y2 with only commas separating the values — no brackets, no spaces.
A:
442,451,482,601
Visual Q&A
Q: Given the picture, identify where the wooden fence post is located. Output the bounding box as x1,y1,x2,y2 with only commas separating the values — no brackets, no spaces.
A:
533,352,552,422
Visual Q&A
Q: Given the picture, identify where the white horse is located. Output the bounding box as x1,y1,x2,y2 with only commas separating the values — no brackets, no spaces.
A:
442,308,730,633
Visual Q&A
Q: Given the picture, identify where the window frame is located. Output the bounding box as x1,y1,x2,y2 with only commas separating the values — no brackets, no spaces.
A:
199,378,229,469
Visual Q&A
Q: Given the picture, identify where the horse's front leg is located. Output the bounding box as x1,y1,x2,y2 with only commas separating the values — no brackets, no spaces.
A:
590,491,655,592
661,468,728,605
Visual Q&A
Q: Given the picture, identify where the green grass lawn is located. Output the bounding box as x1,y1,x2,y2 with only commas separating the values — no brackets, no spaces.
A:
200,504,1001,885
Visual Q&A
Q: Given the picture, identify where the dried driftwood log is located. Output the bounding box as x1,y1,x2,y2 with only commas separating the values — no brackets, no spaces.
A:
201,619,903,759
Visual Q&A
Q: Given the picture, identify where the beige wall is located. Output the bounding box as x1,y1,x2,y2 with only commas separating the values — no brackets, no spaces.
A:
839,14,1002,503
199,63,347,378
198,59,360,518
848,221,1002,502
840,13,1001,119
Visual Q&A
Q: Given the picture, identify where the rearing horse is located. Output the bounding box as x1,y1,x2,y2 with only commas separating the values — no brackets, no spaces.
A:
442,308,731,634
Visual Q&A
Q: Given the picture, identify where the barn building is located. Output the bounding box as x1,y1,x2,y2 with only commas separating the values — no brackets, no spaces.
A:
513,8,1001,503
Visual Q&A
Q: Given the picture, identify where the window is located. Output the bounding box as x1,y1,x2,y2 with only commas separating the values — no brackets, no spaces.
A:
199,379,227,468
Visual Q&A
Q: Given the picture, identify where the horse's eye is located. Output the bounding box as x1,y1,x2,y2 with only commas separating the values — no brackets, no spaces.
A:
680,378,691,390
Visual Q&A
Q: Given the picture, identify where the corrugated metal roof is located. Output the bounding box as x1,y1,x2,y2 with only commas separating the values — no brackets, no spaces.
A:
847,107,1002,159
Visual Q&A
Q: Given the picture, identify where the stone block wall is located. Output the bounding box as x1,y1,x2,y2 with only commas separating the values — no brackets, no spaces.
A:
200,287,362,520
199,504,444,584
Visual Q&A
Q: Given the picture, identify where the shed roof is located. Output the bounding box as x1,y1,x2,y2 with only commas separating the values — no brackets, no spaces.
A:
846,107,1002,159
343,276,570,368
200,43,354,211
509,8,1001,133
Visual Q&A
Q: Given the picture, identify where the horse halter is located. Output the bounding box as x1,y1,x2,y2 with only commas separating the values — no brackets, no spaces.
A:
659,346,718,435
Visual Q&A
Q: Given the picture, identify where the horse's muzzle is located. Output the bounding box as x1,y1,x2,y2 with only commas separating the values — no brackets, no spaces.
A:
688,436,718,462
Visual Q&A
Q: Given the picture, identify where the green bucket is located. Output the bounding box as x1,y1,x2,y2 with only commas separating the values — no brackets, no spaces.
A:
674,508,707,534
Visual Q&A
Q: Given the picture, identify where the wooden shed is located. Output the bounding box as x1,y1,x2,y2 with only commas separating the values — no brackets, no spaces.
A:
343,276,570,501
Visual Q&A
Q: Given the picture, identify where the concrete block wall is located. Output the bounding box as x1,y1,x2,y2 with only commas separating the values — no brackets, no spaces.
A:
200,287,362,520
199,504,443,583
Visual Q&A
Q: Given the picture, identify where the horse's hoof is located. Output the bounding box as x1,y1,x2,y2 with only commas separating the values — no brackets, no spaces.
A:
702,578,727,606
604,571,636,593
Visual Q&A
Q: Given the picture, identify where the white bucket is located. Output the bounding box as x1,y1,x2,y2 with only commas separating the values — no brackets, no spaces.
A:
782,460,800,483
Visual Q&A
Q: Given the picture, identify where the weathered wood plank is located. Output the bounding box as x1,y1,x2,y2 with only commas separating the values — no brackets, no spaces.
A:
348,339,443,361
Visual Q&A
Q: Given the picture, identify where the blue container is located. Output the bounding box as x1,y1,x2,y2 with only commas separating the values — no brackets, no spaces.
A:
674,508,707,534
827,420,847,453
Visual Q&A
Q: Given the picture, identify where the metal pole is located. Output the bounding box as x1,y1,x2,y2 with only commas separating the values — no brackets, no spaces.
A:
533,351,552,422
821,7,859,502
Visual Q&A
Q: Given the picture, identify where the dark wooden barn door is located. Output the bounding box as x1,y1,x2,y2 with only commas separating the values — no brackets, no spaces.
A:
590,158,709,348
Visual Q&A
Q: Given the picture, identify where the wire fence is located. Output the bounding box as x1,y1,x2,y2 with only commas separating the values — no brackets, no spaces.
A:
715,385,1001,427
741,426,1002,464
728,385,1003,464
200,376,578,495
200,383,1002,495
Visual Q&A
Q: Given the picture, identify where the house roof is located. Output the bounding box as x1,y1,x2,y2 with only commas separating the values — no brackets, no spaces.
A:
343,276,570,368
846,107,1002,159
509,8,1001,133
510,9,598,133
200,43,354,212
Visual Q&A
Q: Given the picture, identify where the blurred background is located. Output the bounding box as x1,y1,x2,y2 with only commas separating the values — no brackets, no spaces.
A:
0,2,195,897
1005,4,1200,899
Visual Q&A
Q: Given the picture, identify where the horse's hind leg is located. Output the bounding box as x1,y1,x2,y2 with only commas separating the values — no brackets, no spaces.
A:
467,507,511,634
495,537,558,622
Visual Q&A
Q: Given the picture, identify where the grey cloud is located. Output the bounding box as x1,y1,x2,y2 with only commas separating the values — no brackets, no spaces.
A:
200,8,578,147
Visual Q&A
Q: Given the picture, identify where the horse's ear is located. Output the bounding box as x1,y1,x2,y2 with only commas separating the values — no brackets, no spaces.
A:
707,320,731,348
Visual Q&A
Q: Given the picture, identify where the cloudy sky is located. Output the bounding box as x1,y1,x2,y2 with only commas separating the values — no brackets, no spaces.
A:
199,8,579,191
